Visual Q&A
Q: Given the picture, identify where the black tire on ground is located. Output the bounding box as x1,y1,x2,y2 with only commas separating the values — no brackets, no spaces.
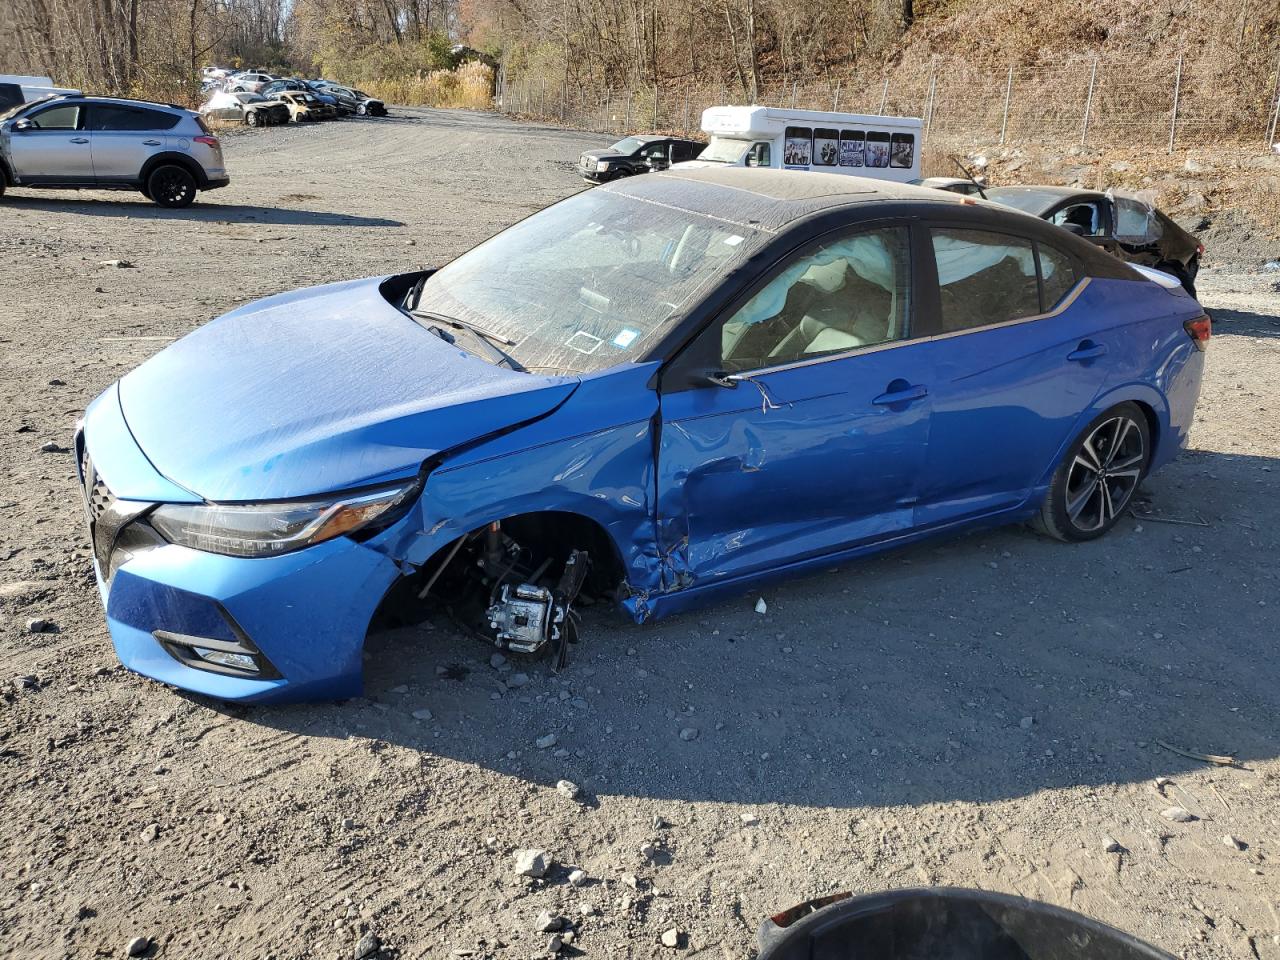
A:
147,165,197,209
0,166,7,198
246,110,260,127
1033,402,1151,543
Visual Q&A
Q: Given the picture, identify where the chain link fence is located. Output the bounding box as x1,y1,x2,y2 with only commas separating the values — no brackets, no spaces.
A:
499,55,1280,155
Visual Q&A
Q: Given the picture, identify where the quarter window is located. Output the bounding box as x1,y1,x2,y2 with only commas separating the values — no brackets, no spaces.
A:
931,229,1040,332
718,226,911,373
1037,243,1079,310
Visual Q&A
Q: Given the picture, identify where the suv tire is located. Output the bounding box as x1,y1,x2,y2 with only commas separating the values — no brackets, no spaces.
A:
147,165,197,208
0,166,7,199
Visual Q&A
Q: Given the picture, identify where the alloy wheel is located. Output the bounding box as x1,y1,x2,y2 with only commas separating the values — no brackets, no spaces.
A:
150,168,194,207
1064,414,1145,533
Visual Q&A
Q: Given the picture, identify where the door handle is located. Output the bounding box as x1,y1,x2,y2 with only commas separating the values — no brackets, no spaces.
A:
142,139,162,146
873,382,928,406
70,137,89,144
1067,342,1107,362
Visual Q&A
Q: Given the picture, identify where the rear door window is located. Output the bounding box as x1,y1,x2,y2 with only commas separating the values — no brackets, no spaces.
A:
931,228,1041,332
91,106,179,131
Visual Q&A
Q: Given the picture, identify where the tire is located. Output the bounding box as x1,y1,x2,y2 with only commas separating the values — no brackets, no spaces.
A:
0,168,6,199
147,165,197,209
356,103,368,116
1034,402,1151,543
139,182,152,200
246,110,260,127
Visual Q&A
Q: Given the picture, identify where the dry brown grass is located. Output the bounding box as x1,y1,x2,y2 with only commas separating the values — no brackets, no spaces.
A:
361,62,494,109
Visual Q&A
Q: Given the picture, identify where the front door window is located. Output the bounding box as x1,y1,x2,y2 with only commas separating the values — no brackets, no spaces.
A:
718,226,911,372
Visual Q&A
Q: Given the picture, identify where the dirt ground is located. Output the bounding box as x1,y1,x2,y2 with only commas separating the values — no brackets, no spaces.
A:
2,108,1279,960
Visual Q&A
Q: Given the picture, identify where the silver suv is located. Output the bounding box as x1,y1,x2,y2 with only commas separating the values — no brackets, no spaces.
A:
0,95,229,208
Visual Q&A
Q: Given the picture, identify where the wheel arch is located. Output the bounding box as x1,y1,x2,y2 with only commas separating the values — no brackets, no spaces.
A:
1037,384,1167,489
140,152,207,189
369,507,632,631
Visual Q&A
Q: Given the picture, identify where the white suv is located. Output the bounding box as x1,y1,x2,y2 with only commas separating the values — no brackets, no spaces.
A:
0,95,229,208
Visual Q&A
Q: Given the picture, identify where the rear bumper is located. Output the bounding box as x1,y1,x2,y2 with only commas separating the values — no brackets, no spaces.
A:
202,175,230,191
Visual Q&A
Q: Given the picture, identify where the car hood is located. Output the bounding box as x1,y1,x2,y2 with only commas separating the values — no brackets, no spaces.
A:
581,149,632,162
117,276,579,502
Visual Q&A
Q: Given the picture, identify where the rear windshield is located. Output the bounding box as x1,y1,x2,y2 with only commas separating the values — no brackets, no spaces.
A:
413,187,767,375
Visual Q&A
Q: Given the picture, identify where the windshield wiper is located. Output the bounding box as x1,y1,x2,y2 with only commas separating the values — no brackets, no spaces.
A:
409,309,525,372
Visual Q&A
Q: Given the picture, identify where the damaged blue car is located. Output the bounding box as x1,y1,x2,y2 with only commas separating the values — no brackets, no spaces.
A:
77,168,1209,703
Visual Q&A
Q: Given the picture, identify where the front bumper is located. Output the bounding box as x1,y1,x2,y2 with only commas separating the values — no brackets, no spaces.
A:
96,536,401,703
78,388,410,704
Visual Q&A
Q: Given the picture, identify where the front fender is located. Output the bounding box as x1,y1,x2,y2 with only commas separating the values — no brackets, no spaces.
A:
401,363,665,598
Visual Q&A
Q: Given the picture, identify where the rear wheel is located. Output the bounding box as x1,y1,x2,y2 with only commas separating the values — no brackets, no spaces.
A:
147,165,197,208
246,110,260,127
1035,403,1150,542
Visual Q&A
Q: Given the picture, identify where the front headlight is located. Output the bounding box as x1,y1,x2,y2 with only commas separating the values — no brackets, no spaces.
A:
596,161,611,172
150,481,418,558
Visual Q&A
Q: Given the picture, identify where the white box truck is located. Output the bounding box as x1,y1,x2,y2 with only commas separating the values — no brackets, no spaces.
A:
675,105,922,183
0,75,82,112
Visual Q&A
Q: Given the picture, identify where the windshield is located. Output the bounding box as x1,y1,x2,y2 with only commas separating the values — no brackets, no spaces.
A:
698,137,752,164
984,187,1067,217
0,96,52,122
413,187,765,375
609,136,649,155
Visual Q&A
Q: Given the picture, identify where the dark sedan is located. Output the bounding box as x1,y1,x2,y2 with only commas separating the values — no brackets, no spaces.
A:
579,135,703,183
986,186,1202,296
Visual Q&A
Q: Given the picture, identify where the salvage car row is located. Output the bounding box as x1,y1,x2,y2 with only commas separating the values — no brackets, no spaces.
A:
199,67,388,126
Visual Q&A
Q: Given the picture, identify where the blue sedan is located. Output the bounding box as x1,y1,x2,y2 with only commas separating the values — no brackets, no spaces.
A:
76,168,1209,703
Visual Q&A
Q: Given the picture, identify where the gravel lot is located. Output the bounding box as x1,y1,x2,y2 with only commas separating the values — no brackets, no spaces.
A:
1,108,1279,960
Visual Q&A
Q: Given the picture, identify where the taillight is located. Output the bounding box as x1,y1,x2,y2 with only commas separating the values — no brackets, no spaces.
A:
194,135,219,147
1184,314,1211,351
1196,242,1205,255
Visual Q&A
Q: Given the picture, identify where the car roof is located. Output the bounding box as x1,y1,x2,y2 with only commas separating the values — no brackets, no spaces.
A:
987,185,1103,200
640,167,962,216
36,94,189,112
